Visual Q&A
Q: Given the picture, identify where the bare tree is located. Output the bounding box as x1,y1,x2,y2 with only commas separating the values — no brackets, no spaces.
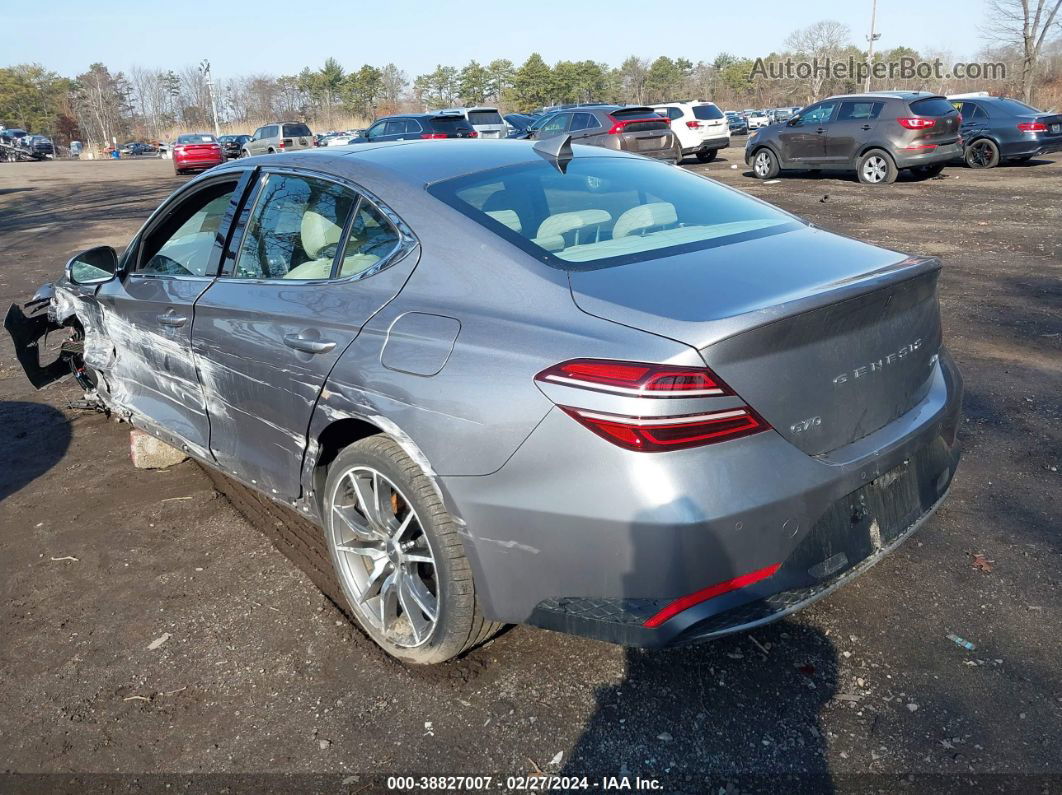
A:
785,20,852,102
983,0,1062,102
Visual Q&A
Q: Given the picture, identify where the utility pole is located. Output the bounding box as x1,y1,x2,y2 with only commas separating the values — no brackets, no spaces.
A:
864,0,881,93
200,59,221,138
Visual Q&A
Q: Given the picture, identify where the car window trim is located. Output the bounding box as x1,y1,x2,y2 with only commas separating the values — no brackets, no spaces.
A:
218,165,417,286
128,169,255,282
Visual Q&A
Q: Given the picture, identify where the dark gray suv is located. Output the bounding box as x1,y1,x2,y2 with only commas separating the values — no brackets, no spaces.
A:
745,92,962,185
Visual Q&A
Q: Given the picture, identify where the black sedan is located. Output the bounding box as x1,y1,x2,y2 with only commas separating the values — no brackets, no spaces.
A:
951,96,1062,168
219,134,251,159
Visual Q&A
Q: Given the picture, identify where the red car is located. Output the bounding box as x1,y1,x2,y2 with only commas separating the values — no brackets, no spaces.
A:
173,133,224,175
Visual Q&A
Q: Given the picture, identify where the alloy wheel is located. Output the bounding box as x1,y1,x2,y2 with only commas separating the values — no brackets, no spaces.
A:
328,466,439,647
862,156,887,183
754,151,772,177
967,141,995,168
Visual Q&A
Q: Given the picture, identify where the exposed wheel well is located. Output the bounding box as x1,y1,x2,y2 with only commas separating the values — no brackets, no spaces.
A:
312,417,383,500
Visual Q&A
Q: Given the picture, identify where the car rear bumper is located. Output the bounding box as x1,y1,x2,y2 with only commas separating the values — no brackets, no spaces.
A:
441,348,963,647
894,140,963,168
1001,137,1062,158
688,135,730,153
174,156,224,169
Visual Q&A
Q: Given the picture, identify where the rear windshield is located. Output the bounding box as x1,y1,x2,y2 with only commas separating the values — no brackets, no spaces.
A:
283,123,312,137
431,116,473,129
468,110,503,125
177,134,217,144
428,157,798,269
693,104,724,120
909,97,957,116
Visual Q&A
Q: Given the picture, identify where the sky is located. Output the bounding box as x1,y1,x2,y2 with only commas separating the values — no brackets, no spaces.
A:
4,0,986,80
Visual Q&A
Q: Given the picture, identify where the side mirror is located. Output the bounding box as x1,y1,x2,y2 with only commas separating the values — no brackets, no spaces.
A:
787,117,800,127
66,246,118,285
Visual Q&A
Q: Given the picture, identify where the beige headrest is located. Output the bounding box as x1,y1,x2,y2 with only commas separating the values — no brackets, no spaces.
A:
613,202,678,239
536,209,612,239
301,210,343,259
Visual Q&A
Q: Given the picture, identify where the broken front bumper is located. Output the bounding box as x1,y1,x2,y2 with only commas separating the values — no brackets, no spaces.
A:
4,284,88,389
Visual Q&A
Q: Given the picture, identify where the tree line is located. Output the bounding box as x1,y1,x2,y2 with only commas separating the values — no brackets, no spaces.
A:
3,10,1060,147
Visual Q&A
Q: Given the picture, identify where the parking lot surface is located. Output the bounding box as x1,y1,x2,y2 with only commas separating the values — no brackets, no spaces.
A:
0,150,1059,788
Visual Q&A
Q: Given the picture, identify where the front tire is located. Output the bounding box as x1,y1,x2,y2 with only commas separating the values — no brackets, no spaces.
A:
696,149,718,163
751,147,779,179
857,149,897,185
322,436,499,664
965,138,999,169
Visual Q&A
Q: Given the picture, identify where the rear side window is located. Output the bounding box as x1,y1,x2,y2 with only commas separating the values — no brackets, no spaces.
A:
468,110,503,125
909,97,957,116
992,98,1041,115
569,113,600,131
692,104,724,120
283,123,312,137
234,173,358,280
338,201,401,278
961,102,988,120
838,101,884,121
429,158,797,269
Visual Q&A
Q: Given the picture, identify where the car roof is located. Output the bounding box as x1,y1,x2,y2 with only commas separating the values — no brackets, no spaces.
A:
823,91,944,101
219,139,636,188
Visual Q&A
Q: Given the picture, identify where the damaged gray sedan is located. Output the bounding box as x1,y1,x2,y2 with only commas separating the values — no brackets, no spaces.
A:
6,139,963,664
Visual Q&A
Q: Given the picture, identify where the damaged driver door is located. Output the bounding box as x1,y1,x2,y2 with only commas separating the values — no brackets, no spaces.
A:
90,172,252,458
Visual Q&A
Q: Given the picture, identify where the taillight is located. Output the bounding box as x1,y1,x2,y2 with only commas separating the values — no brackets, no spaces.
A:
173,146,184,154
560,407,766,452
897,117,936,129
420,133,447,139
957,113,963,125
467,130,478,138
685,120,703,129
607,117,665,134
535,359,769,452
1018,121,1048,132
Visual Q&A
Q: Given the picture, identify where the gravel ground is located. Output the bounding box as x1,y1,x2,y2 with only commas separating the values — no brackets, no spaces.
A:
0,149,1059,792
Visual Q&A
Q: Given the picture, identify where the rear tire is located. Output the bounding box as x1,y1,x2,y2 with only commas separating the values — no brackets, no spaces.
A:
322,436,500,664
696,149,718,163
857,149,897,185
751,147,779,179
964,138,999,169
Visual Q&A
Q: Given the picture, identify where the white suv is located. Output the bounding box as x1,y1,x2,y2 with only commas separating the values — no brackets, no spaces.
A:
652,101,731,163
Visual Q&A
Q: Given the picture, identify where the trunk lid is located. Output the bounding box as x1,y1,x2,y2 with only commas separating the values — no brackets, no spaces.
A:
568,226,943,455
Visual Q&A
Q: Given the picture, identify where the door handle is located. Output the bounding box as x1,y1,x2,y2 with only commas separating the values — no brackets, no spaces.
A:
157,313,187,327
816,127,826,134
283,333,336,354
861,124,872,130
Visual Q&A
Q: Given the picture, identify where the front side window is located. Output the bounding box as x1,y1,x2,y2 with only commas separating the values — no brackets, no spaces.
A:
538,113,572,136
138,180,239,277
234,173,358,280
367,121,387,139
799,103,836,125
429,157,798,269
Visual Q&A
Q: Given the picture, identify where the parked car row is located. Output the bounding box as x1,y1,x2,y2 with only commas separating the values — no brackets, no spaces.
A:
164,92,1060,186
744,90,1062,185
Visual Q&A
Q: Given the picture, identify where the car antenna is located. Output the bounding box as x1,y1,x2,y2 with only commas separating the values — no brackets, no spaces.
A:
533,134,573,173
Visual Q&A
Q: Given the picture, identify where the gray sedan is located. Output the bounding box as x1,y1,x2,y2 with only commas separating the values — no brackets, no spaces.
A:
6,139,963,664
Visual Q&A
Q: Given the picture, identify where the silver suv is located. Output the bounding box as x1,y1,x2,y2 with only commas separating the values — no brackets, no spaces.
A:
241,122,315,156
437,107,508,139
